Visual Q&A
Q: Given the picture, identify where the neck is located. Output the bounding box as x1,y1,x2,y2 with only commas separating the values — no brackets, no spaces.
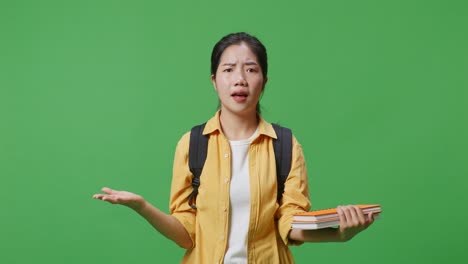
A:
219,109,258,141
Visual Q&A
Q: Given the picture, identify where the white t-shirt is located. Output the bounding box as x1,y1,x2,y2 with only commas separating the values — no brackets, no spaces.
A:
223,129,258,264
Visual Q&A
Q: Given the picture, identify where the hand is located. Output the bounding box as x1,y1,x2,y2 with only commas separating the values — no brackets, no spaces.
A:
288,239,304,246
336,205,374,241
92,187,145,211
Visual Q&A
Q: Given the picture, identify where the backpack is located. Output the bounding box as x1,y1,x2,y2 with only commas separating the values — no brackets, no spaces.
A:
187,123,292,209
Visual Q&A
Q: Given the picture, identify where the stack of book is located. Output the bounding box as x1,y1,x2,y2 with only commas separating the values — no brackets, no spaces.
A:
291,204,382,230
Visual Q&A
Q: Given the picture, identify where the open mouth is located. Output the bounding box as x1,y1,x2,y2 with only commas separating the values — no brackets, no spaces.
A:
231,91,248,102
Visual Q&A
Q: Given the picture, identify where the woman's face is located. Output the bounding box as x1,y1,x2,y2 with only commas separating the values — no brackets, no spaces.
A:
211,42,267,117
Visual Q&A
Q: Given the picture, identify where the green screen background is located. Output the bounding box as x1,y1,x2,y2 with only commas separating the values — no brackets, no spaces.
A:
1,0,467,263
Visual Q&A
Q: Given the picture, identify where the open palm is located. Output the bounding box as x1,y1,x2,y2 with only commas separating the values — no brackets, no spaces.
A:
93,187,144,211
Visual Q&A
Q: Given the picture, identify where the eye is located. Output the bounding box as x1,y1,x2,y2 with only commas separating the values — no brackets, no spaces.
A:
246,68,258,73
223,68,233,72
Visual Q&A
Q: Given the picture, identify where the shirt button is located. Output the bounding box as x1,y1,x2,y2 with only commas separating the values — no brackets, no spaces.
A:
219,235,225,241
223,207,227,212
224,178,229,183
224,153,229,158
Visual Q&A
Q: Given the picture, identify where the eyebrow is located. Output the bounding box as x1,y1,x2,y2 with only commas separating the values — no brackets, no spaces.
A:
220,61,259,66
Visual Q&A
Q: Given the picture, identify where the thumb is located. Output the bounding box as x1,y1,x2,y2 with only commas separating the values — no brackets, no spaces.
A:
101,187,115,194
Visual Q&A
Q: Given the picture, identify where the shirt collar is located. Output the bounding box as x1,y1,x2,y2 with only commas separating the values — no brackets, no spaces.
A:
203,110,278,139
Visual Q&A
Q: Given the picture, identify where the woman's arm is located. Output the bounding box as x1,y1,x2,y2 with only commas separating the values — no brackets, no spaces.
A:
289,205,375,242
93,187,193,249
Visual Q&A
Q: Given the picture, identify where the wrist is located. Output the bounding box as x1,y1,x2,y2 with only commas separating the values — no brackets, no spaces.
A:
337,227,354,242
130,196,147,213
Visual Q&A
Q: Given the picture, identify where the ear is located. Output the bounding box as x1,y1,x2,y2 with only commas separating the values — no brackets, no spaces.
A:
211,74,217,91
262,76,268,91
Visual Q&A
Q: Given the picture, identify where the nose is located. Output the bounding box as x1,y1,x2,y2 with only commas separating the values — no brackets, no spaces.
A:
234,70,247,87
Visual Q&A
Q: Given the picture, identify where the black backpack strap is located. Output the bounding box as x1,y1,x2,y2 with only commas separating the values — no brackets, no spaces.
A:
272,124,293,203
188,123,208,209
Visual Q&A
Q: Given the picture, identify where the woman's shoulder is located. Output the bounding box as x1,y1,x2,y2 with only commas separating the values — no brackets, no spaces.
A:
175,131,191,151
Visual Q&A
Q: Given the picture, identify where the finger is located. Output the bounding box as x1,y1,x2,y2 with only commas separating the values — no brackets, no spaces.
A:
101,195,119,204
347,206,361,226
342,205,353,226
93,194,105,199
353,205,366,225
290,240,304,246
337,206,347,228
367,212,375,225
94,194,110,200
101,187,115,194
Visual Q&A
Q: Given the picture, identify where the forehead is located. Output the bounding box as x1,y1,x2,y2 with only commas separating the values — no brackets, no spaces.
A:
219,42,258,63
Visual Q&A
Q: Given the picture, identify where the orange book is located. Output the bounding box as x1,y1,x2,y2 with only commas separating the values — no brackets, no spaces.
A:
293,204,381,222
292,214,378,230
292,219,342,230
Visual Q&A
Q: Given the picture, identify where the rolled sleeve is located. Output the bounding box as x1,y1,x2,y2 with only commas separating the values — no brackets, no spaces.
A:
276,136,311,245
169,132,196,248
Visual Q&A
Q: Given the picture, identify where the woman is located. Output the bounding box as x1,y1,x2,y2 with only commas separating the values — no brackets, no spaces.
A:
93,32,374,263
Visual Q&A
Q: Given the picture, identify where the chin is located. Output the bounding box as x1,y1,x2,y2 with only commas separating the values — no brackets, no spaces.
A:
223,105,256,116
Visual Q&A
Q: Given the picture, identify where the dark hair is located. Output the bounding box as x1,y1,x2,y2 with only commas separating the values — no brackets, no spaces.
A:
211,32,268,78
211,32,268,113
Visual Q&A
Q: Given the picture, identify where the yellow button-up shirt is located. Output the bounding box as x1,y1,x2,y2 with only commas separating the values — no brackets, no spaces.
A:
170,111,311,263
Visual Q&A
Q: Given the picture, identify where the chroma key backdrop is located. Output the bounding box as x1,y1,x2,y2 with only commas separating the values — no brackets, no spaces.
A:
1,0,467,263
